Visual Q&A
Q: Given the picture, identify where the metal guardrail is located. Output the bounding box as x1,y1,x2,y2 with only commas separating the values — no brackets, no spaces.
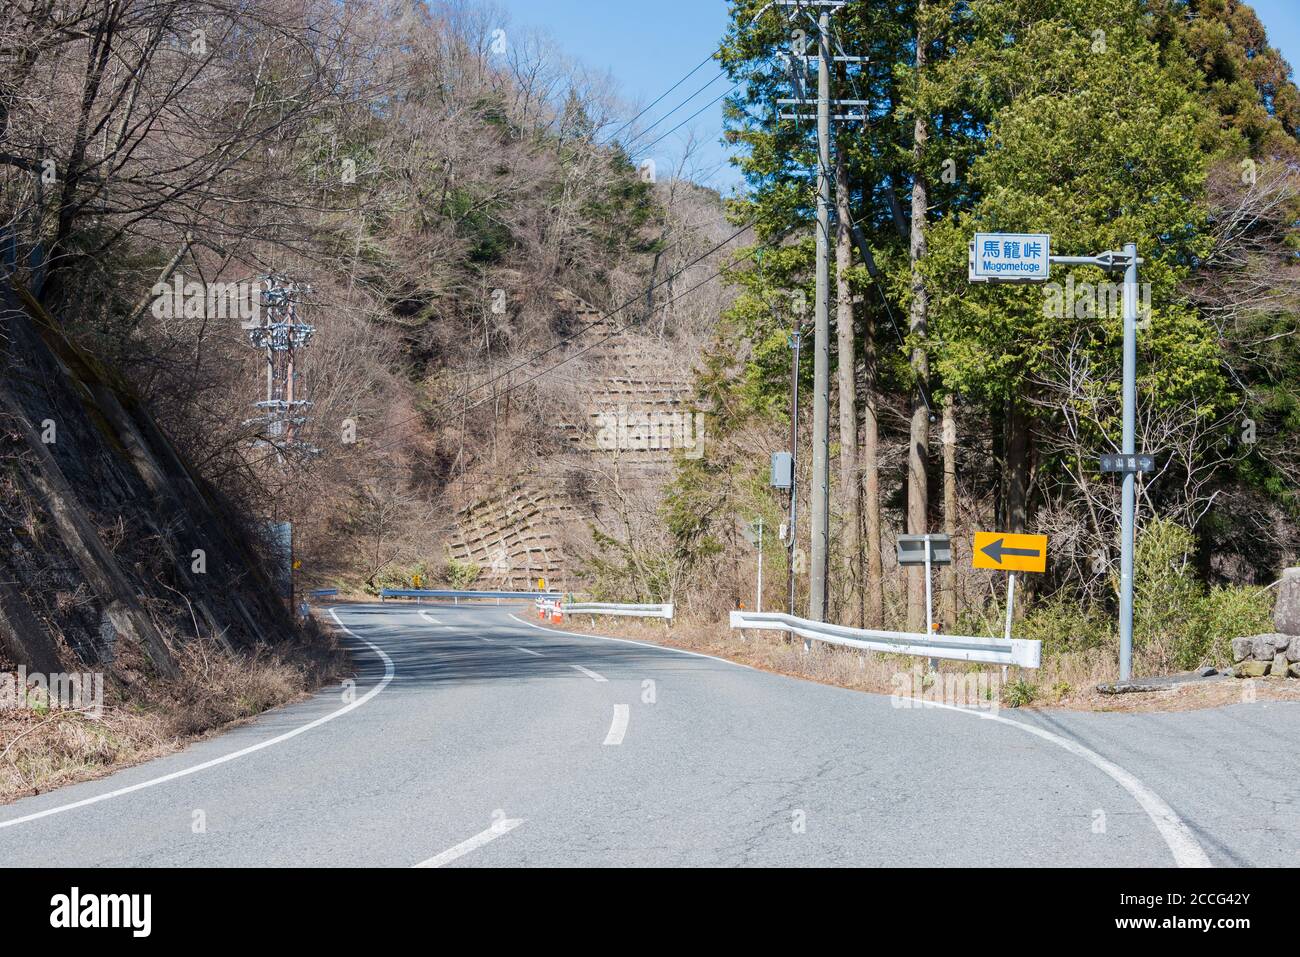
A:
309,588,339,597
564,602,674,620
729,610,1041,668
382,589,562,604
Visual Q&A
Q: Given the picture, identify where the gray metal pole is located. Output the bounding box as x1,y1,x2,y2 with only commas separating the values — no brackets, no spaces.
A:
756,519,764,613
1119,242,1139,681
809,9,832,622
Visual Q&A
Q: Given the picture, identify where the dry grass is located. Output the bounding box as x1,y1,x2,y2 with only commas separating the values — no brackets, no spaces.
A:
543,614,1300,714
0,624,348,805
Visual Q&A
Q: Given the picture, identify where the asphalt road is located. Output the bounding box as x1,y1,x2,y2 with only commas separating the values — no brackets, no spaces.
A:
1,602,1296,867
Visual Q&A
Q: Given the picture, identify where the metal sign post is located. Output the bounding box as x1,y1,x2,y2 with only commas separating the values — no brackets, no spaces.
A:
1118,242,1139,681
1004,573,1017,642
898,534,951,669
756,519,764,613
968,234,1143,680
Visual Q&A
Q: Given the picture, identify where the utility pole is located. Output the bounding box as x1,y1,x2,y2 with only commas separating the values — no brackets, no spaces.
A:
809,7,832,623
760,0,861,623
787,329,801,616
245,274,321,610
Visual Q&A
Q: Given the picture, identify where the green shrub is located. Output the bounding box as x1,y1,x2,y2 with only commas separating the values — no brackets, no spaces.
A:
1018,595,1112,657
442,558,481,590
1003,679,1039,708
1194,585,1274,668
1132,519,1275,670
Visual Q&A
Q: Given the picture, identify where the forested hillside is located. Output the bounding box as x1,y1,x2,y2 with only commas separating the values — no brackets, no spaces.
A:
1,0,1298,709
0,0,732,788
642,0,1300,684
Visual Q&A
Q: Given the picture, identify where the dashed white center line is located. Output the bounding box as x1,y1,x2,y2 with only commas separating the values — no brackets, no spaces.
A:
418,612,442,625
570,664,607,682
603,704,630,746
512,646,544,657
413,818,525,868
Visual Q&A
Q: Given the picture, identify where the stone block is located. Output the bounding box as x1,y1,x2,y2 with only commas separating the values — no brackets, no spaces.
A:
1277,568,1300,634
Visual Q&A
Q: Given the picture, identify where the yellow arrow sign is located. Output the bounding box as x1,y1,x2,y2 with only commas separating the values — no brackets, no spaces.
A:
972,532,1048,573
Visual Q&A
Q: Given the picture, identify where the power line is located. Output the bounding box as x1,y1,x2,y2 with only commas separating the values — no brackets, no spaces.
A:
633,82,745,159
600,49,721,147
619,72,730,149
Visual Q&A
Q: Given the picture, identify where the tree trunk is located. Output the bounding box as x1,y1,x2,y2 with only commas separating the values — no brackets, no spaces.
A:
862,300,883,629
942,394,960,630
835,151,863,628
1005,395,1031,534
907,5,931,633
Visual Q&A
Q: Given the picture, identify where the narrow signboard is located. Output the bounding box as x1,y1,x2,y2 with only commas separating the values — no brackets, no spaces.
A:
1099,453,1156,474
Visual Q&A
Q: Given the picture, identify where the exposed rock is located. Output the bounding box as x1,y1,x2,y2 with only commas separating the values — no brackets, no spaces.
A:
1273,653,1290,678
1231,636,1253,663
1291,662,1300,679
1277,568,1300,634
1235,660,1271,678
1288,635,1300,664
1252,634,1284,660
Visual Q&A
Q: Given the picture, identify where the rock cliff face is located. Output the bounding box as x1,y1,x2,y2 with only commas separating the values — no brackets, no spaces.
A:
0,278,295,678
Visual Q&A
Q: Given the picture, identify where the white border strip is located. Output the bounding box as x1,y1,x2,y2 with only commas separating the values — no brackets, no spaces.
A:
913,701,1211,868
509,612,1209,868
0,608,395,831
413,818,524,868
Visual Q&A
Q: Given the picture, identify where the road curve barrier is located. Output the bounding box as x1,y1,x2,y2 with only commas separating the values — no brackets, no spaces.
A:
381,588,563,605
728,610,1040,668
564,602,674,621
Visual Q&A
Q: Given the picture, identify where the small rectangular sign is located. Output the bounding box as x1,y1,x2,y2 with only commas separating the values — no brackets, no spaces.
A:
897,534,952,567
770,451,793,490
973,532,1048,573
969,233,1051,283
1099,453,1156,474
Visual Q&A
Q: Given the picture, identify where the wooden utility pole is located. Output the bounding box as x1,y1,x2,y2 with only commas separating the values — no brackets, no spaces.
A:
907,3,932,633
835,149,862,628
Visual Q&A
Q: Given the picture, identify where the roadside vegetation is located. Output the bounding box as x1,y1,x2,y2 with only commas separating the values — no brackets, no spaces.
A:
581,0,1299,681
0,624,344,804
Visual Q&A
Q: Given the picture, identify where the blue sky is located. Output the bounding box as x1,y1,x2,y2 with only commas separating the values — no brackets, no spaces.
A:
492,0,1300,195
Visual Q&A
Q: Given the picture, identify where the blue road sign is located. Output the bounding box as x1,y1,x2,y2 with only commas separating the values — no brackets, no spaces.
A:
969,233,1052,283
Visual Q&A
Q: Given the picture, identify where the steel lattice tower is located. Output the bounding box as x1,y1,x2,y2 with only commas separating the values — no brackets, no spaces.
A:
246,275,318,456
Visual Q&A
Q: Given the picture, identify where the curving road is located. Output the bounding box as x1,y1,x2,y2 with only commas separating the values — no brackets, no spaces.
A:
1,602,1296,867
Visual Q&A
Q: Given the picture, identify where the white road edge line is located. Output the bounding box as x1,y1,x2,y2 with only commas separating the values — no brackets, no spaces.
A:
603,704,630,746
925,701,1212,868
513,646,544,657
508,614,756,670
508,612,1208,868
570,664,607,683
0,607,396,831
418,611,442,625
413,818,525,868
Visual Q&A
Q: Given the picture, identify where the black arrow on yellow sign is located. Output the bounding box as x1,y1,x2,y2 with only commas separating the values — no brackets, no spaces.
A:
980,537,1042,564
